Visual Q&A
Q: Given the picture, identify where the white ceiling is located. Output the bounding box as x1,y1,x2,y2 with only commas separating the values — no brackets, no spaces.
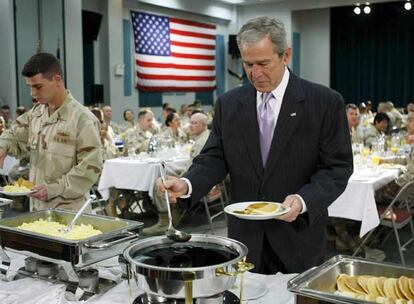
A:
213,0,401,7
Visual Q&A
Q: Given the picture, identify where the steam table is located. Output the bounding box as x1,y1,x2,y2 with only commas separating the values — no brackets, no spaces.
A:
0,251,296,304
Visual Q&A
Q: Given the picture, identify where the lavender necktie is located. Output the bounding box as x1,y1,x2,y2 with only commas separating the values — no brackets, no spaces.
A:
258,92,275,166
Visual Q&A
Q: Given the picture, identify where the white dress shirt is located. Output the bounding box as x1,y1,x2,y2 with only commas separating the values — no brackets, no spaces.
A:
182,67,307,213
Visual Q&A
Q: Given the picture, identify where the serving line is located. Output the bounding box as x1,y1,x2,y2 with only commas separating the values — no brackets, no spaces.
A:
328,167,400,237
0,250,297,304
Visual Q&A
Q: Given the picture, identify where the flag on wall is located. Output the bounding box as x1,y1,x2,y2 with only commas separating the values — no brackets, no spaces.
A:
131,11,216,92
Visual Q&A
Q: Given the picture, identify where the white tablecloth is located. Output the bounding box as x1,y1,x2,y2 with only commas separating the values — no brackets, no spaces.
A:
0,251,296,304
97,157,190,200
328,168,400,237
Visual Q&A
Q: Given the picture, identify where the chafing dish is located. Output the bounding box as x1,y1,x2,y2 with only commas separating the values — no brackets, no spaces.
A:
0,209,143,271
288,255,414,304
123,234,253,302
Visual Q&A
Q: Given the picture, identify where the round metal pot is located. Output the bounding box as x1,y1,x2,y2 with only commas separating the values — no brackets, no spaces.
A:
123,234,253,299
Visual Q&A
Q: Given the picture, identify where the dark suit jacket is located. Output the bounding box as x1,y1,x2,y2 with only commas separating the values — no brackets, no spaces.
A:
184,72,353,273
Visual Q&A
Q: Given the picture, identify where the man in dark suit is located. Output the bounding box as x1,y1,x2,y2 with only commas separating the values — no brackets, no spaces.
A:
162,16,353,274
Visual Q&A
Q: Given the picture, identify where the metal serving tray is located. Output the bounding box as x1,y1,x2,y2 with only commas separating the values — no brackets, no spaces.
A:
0,209,143,269
287,255,414,304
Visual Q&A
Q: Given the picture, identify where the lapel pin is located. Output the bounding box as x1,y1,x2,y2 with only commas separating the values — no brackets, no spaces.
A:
290,112,297,117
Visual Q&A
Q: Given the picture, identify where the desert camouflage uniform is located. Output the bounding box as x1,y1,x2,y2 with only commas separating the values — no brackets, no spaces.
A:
124,125,152,155
161,127,187,146
0,91,102,211
395,145,414,187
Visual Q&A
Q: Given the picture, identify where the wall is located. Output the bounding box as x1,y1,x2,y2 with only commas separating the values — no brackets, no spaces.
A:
292,9,330,87
65,0,84,102
0,0,18,114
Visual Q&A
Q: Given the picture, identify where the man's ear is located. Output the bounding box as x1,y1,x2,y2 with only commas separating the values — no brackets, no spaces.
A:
283,47,292,65
53,74,63,86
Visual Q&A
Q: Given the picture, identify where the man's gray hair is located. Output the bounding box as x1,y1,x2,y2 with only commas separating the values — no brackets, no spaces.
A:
237,16,287,57
191,113,208,126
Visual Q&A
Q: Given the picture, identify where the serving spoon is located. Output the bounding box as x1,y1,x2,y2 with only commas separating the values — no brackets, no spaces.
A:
59,195,95,233
159,161,191,242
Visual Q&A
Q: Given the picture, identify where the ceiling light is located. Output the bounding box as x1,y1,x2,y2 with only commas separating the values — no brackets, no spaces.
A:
354,3,361,15
404,1,412,10
363,3,371,14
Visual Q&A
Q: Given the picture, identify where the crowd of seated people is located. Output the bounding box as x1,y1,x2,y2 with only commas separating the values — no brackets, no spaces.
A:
80,101,213,224
330,99,414,253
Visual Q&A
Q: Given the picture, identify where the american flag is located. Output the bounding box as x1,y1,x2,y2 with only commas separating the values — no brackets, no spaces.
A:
131,11,216,92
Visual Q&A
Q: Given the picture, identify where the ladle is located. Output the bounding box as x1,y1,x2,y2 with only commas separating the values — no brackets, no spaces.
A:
59,195,95,233
159,161,191,242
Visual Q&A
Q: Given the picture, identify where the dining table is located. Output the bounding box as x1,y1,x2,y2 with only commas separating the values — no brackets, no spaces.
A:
97,151,191,201
328,165,402,237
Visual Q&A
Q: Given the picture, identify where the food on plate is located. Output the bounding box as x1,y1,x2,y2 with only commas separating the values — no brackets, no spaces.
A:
17,219,102,240
3,178,35,193
335,274,414,303
234,202,280,215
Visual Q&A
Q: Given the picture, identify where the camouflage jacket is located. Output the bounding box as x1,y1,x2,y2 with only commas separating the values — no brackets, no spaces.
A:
0,91,102,211
396,145,414,187
124,124,152,155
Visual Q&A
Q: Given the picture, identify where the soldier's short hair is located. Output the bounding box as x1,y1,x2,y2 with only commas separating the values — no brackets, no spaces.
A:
138,108,153,119
374,112,390,124
21,52,62,80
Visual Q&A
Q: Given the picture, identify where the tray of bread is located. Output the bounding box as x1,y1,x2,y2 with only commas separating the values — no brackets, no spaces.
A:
224,201,290,220
288,255,414,304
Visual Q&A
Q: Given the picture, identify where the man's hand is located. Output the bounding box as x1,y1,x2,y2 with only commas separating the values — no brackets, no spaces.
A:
0,149,7,169
28,184,48,201
157,176,188,203
277,194,303,222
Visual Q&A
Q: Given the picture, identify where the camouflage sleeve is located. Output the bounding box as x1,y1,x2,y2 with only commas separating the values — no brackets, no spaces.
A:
395,158,414,187
45,114,103,199
0,111,30,157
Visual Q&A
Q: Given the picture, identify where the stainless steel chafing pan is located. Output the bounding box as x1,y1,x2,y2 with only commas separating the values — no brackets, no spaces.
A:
0,209,143,269
288,255,414,304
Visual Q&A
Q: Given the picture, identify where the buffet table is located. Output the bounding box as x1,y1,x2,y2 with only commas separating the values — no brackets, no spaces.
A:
0,251,296,304
97,155,190,200
328,167,401,237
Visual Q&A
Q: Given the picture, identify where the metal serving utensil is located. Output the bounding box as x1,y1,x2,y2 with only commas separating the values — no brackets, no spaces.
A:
159,161,191,242
59,195,95,233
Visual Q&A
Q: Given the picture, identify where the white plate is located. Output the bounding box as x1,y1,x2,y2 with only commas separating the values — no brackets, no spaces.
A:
0,187,34,196
224,202,290,220
229,277,268,300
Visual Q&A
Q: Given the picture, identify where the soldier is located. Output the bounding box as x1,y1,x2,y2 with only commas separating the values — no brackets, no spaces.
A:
376,111,414,202
102,105,119,136
123,108,154,156
0,52,102,211
161,112,187,146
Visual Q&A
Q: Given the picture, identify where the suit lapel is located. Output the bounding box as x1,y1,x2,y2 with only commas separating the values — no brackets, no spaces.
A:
263,73,305,181
236,85,264,179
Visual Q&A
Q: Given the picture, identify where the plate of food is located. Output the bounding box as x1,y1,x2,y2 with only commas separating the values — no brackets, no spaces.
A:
224,201,290,220
0,178,35,196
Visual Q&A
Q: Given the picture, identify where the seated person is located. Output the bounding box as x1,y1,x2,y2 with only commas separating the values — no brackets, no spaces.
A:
376,111,414,202
143,113,210,236
363,113,389,148
123,108,153,156
119,109,135,134
346,103,360,143
161,112,187,146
